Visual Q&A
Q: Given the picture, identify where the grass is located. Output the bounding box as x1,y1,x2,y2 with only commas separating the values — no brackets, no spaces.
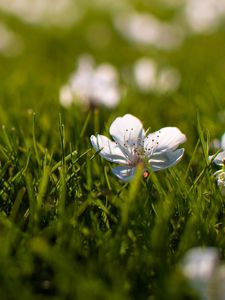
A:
1,3,225,300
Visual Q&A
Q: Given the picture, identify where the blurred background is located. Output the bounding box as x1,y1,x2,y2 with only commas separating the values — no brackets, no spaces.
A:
1,0,225,138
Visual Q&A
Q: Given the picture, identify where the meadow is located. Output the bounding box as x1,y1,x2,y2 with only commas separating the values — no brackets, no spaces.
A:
0,1,225,299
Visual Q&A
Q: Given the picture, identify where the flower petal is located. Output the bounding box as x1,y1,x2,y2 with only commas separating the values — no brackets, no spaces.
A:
221,133,225,150
149,148,184,171
112,166,136,182
209,151,225,166
109,114,145,149
90,134,127,164
144,127,186,155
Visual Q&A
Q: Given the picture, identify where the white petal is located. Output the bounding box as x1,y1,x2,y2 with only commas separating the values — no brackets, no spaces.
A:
209,151,225,166
144,127,186,155
109,114,145,148
221,133,225,150
149,148,184,171
112,166,136,182
90,134,127,164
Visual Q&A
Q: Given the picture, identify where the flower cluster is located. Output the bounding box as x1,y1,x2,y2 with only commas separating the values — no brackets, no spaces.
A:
59,55,121,109
91,114,186,182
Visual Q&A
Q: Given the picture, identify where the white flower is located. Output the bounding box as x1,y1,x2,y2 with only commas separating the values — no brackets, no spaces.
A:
133,58,157,92
156,67,180,93
182,247,219,282
114,12,183,50
90,114,186,182
133,57,181,94
184,0,225,33
209,151,225,167
182,247,219,300
59,55,121,108
209,150,225,190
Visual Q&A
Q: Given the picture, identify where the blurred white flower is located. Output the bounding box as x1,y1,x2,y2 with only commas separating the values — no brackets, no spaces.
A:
133,57,180,94
59,55,121,109
156,67,181,93
209,150,225,192
0,0,81,27
133,58,157,92
182,247,220,300
90,114,186,181
184,0,225,33
0,23,23,56
114,12,183,50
